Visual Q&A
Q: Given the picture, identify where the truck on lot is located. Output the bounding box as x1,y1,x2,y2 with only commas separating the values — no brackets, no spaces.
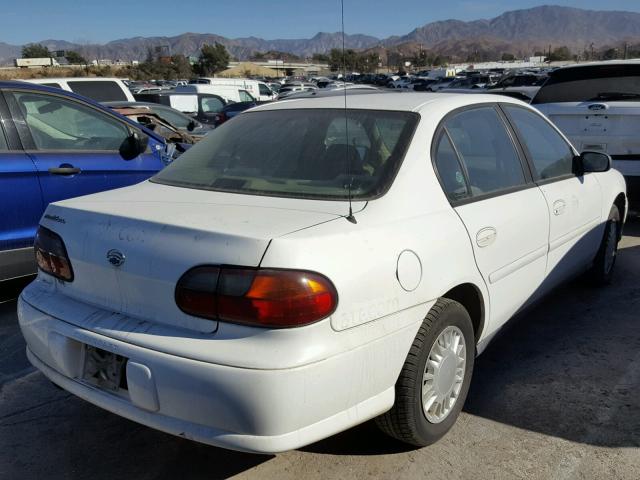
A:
176,83,257,103
14,58,60,68
188,77,278,101
133,91,227,127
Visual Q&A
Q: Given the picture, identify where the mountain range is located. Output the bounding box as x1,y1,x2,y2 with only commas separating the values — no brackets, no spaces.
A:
2,5,640,65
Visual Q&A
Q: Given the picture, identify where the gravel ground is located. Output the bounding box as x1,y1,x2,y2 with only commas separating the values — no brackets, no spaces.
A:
1,221,639,480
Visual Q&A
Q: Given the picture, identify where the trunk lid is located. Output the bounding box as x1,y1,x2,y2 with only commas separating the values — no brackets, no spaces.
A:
41,181,351,333
537,102,640,156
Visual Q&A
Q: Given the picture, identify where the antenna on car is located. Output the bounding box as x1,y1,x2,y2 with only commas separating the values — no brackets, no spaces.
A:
341,0,357,224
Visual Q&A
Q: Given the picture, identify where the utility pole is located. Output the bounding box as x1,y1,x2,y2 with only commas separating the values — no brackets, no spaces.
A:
590,43,595,61
624,43,629,60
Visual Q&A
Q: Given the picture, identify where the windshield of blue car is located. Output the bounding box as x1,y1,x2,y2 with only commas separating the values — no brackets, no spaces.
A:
532,64,640,104
152,108,418,200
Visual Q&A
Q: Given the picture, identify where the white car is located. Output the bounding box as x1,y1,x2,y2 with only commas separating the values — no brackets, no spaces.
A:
18,93,626,454
532,61,640,205
22,77,135,102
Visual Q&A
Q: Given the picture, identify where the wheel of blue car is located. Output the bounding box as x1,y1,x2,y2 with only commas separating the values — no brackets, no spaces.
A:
376,298,475,446
588,204,620,285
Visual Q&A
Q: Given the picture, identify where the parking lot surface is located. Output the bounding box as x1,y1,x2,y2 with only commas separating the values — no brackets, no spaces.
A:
1,221,639,480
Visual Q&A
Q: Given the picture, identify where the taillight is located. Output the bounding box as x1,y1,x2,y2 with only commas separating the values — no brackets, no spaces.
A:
175,267,337,328
34,226,74,281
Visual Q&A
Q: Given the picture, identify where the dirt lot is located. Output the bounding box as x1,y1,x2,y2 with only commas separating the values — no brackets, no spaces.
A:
1,221,639,480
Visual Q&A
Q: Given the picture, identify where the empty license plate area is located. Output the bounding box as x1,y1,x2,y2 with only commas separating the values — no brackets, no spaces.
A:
83,345,128,392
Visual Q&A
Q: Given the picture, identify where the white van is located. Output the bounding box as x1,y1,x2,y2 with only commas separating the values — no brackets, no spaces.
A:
189,78,277,101
176,84,257,103
21,77,135,102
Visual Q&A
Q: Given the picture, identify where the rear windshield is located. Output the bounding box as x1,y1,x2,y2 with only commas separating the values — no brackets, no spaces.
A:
532,64,640,104
152,108,418,200
67,81,128,102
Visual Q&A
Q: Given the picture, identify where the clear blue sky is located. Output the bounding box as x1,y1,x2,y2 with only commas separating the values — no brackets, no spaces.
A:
3,0,640,44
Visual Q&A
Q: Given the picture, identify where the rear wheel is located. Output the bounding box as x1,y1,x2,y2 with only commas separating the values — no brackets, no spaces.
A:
376,298,475,446
589,205,620,285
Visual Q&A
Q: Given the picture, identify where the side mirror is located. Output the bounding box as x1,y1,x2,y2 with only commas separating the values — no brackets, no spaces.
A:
119,132,149,161
574,151,612,175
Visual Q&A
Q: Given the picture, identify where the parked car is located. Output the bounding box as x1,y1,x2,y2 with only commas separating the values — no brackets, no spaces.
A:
281,85,381,100
389,76,414,89
427,77,457,91
18,93,626,454
23,77,135,102
412,78,439,91
215,100,265,124
133,91,227,127
0,81,169,282
277,83,318,99
187,78,277,101
176,84,256,104
532,61,640,204
487,72,547,101
104,101,214,140
439,74,495,92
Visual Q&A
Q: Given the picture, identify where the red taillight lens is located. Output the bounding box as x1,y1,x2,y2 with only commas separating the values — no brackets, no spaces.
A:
174,266,220,319
34,226,74,281
175,267,338,328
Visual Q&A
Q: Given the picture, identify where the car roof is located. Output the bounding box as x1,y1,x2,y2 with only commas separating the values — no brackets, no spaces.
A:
23,77,127,83
253,91,528,113
552,60,640,71
0,80,165,143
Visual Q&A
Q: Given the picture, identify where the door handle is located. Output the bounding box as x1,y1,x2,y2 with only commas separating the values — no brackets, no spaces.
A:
476,227,497,248
552,199,566,216
49,166,81,176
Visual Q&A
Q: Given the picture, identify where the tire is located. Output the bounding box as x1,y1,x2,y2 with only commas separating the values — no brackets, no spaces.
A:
376,298,475,446
588,204,620,285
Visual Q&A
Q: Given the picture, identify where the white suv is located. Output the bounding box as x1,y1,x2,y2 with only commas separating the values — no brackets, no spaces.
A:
18,93,626,453
532,61,640,205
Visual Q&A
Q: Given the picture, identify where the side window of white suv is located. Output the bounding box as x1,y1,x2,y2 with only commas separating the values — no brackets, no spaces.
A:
503,105,575,181
437,106,527,199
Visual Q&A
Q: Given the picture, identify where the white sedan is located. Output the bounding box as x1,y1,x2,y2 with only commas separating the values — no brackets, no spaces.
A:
18,92,626,453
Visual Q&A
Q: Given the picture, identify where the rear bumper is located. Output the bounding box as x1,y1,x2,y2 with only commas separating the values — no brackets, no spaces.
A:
17,289,423,453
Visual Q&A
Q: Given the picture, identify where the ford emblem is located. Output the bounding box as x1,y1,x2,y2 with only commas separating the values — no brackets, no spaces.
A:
107,249,125,267
588,103,607,111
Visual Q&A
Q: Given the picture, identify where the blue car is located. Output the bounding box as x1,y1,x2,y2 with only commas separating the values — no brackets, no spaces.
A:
0,81,169,282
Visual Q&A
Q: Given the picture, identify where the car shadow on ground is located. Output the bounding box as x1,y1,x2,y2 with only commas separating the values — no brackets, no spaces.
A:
461,244,640,449
304,224,640,455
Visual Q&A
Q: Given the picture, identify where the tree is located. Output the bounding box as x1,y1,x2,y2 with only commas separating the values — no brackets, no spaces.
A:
170,54,193,79
602,48,620,60
22,43,51,58
312,53,330,63
548,46,572,62
197,43,230,76
65,51,87,64
501,53,516,61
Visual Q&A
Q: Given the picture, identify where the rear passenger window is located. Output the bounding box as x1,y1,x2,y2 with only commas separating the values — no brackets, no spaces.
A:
67,81,128,102
443,107,526,197
504,106,574,180
434,133,468,201
200,97,224,113
239,90,254,102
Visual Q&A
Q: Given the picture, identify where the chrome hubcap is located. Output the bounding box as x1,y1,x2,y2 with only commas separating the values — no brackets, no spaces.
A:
422,326,466,423
604,221,618,275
